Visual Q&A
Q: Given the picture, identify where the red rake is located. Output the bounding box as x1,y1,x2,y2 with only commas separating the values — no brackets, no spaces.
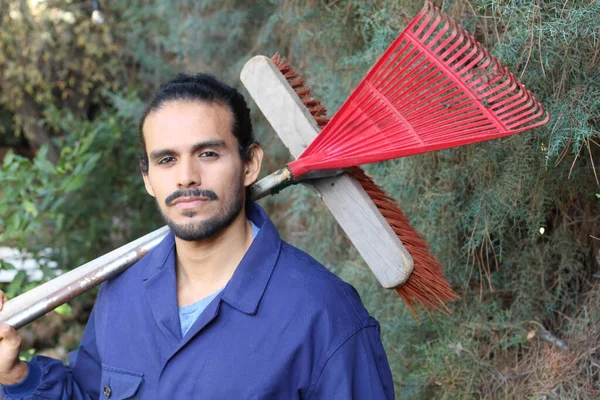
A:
285,1,549,177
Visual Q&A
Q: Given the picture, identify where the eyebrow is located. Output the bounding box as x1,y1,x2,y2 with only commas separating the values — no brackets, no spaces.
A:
149,140,227,161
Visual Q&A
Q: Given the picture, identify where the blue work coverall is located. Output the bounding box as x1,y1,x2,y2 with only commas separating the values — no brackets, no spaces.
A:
2,203,395,399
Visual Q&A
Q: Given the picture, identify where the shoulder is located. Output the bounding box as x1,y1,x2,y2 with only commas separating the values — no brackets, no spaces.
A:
99,231,174,295
94,242,164,307
99,254,148,293
260,240,384,376
269,241,371,327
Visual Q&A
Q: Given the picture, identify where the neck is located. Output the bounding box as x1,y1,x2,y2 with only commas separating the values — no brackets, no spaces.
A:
174,208,253,306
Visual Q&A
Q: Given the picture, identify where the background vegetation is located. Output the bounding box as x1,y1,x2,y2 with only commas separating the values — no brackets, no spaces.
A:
0,0,598,398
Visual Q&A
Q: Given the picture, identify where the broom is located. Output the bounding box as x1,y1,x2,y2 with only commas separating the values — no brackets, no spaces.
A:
0,1,549,329
259,53,460,316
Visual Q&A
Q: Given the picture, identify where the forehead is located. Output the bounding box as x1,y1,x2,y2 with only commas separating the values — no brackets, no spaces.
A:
142,100,236,149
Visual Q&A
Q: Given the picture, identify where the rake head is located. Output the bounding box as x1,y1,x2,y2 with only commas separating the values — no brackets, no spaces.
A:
288,1,550,177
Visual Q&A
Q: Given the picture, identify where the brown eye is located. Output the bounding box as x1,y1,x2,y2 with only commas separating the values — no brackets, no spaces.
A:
199,151,219,158
158,156,176,165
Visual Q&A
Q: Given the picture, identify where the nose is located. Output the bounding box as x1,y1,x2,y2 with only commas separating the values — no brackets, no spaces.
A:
177,156,201,188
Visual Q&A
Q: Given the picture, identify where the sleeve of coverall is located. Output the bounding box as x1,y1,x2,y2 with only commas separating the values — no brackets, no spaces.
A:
1,305,102,400
306,319,396,400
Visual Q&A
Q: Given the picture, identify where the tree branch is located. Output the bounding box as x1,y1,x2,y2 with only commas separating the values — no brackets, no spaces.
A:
19,94,59,163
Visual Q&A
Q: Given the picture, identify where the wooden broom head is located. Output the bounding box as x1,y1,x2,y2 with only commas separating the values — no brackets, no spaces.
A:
287,1,550,177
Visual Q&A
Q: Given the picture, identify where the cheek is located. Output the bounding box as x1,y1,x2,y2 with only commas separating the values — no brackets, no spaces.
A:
147,170,175,199
208,162,244,192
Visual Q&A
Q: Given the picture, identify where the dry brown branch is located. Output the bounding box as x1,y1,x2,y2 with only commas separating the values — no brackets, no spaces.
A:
587,138,599,186
535,330,570,352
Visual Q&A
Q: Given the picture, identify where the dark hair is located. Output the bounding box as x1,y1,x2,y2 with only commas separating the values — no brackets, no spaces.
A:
138,73,256,174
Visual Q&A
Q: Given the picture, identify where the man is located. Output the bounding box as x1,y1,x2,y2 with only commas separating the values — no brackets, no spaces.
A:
0,74,394,399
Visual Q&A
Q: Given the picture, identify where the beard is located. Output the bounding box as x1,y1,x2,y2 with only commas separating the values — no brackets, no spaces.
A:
158,184,244,242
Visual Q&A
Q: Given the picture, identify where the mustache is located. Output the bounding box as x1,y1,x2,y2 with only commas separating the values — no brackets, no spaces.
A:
165,188,218,206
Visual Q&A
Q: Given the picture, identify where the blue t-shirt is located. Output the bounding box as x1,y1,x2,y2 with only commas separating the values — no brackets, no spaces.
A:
178,221,260,336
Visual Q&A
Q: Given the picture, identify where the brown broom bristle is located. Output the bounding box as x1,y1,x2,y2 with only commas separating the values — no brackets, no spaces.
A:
272,53,460,317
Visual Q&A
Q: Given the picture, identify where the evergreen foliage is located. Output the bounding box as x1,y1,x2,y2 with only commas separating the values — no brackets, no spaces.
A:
0,0,598,398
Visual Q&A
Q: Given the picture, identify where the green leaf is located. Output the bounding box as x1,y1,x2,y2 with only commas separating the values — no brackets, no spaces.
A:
19,348,36,362
54,303,72,316
2,150,15,169
36,145,48,161
60,174,85,192
5,271,27,298
80,153,101,175
34,156,56,175
0,260,15,271
77,131,98,155
23,200,39,217
60,147,73,158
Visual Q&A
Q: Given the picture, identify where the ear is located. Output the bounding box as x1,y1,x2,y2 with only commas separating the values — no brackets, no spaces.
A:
243,144,264,187
142,172,156,198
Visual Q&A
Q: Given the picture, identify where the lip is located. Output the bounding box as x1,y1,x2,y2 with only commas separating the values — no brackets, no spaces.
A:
171,197,211,209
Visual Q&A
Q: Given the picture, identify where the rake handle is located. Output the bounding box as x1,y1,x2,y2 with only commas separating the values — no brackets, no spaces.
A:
0,172,292,329
0,227,169,329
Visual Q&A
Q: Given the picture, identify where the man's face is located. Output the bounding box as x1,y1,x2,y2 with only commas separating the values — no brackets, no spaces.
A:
141,100,259,241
